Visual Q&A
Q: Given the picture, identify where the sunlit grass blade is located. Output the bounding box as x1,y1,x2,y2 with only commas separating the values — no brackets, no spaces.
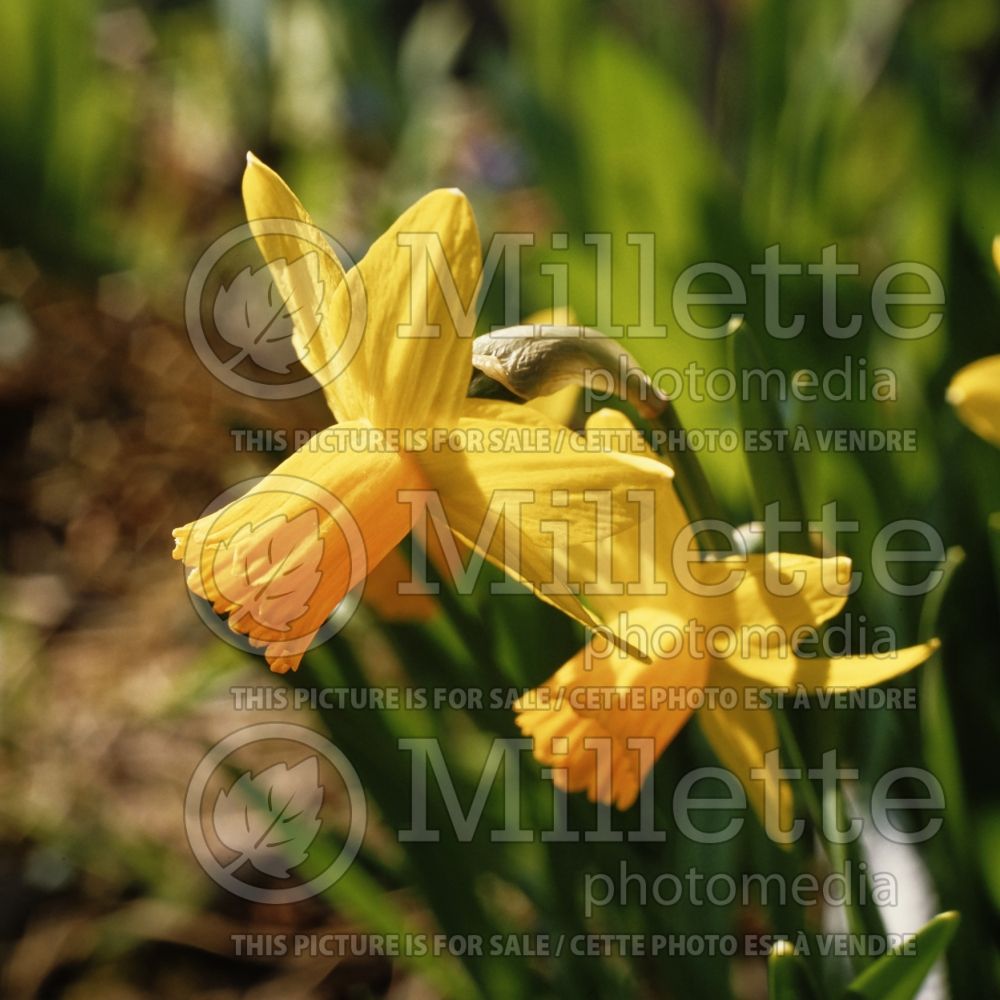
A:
843,911,959,1000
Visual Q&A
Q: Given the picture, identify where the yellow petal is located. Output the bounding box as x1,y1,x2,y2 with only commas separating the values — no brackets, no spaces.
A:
725,639,939,690
672,553,852,651
414,399,673,644
515,625,707,809
697,668,794,837
947,354,1000,447
242,154,364,421
580,408,688,615
528,384,581,427
336,188,482,430
581,410,853,648
584,407,660,460
172,424,423,672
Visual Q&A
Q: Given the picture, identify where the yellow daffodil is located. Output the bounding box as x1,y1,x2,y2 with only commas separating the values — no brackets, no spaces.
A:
173,155,671,672
515,409,938,827
946,236,1000,447
947,354,1000,447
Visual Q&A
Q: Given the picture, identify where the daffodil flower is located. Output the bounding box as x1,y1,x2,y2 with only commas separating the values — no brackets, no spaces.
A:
515,409,938,827
946,236,1000,447
173,156,670,672
947,354,1000,447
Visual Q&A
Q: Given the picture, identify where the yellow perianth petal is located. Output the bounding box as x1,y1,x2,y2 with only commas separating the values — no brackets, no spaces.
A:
584,406,660,461
697,668,794,838
335,188,481,431
792,639,940,690
515,627,707,810
947,354,1000,447
172,423,422,672
671,552,852,647
528,383,581,427
241,154,365,421
992,235,1000,276
724,638,939,690
580,408,688,610
582,409,855,644
413,399,674,646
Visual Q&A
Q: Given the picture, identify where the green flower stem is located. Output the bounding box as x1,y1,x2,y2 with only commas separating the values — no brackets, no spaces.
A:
649,402,730,553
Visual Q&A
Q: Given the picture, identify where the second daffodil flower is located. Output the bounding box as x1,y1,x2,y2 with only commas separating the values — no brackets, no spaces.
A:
173,155,671,672
515,410,939,832
945,236,1000,447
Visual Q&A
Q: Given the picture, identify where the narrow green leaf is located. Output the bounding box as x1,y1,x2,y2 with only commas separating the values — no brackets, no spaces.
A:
918,545,965,642
844,911,960,1000
919,547,969,848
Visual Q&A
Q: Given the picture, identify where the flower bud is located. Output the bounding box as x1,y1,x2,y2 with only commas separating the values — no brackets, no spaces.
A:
469,324,668,419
